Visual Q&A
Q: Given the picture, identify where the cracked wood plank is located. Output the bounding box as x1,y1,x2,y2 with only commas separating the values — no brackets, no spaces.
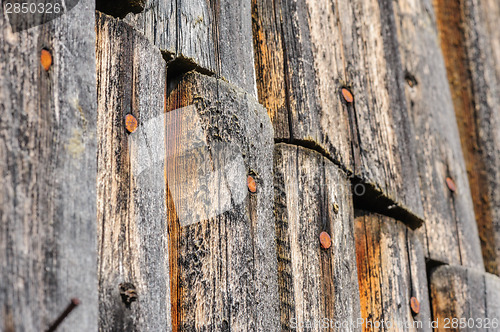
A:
165,71,279,331
124,0,257,95
430,265,500,331
0,0,98,330
252,0,424,227
392,0,484,269
355,212,432,331
433,0,500,275
273,143,361,331
96,13,171,331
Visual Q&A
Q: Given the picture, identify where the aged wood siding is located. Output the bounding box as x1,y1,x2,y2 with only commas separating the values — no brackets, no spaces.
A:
96,13,171,331
252,0,424,228
123,0,257,95
355,212,432,331
165,71,279,331
392,0,483,269
273,143,361,331
0,0,98,330
430,265,500,331
433,0,500,275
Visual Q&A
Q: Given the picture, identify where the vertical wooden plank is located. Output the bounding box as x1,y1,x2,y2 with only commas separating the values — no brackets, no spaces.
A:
355,212,432,331
274,143,361,331
124,0,257,95
124,0,177,54
392,0,484,268
252,0,424,227
165,72,279,331
433,0,500,275
251,0,289,139
431,265,500,331
0,0,97,330
96,13,171,331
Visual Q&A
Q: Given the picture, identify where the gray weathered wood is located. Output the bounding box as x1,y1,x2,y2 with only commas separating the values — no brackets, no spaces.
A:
0,1,98,330
355,212,432,331
433,0,500,275
96,13,171,331
124,0,257,95
165,71,279,331
273,143,361,331
393,0,484,269
431,265,500,331
252,0,424,227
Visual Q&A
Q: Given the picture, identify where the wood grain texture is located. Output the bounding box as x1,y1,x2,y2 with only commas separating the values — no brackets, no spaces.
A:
124,0,257,95
433,0,500,275
165,71,279,331
252,0,424,227
0,1,98,330
392,0,484,269
96,13,171,331
273,143,361,331
430,265,500,331
355,212,432,331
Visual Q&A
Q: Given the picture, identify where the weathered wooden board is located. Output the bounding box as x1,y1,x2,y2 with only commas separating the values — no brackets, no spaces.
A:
96,13,171,331
355,212,432,331
123,0,257,95
165,71,279,331
252,0,424,227
392,0,484,269
433,0,500,275
431,265,500,331
0,0,98,330
273,143,361,331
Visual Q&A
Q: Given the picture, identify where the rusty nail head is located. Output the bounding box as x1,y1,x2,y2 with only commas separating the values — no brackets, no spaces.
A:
410,297,420,315
247,175,257,193
40,49,52,71
125,114,138,133
341,88,354,103
320,231,332,249
446,177,456,192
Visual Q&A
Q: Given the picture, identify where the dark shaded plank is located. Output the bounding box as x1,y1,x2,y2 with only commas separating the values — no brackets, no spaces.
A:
96,13,171,331
431,265,500,331
165,71,279,331
392,0,484,269
355,212,432,331
124,0,257,95
273,143,361,331
0,1,97,330
252,0,424,227
433,0,500,275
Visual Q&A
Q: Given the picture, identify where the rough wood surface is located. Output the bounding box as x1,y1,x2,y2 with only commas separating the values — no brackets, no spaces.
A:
273,143,361,331
355,212,432,331
0,1,98,330
96,13,171,331
165,71,279,331
392,0,484,269
252,0,424,227
431,265,500,331
124,0,257,95
433,0,500,275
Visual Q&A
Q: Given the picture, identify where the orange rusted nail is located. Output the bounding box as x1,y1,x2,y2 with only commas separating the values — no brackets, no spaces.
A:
125,114,138,133
319,231,331,249
247,175,257,193
40,49,52,71
410,297,420,315
446,177,456,192
341,88,354,103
